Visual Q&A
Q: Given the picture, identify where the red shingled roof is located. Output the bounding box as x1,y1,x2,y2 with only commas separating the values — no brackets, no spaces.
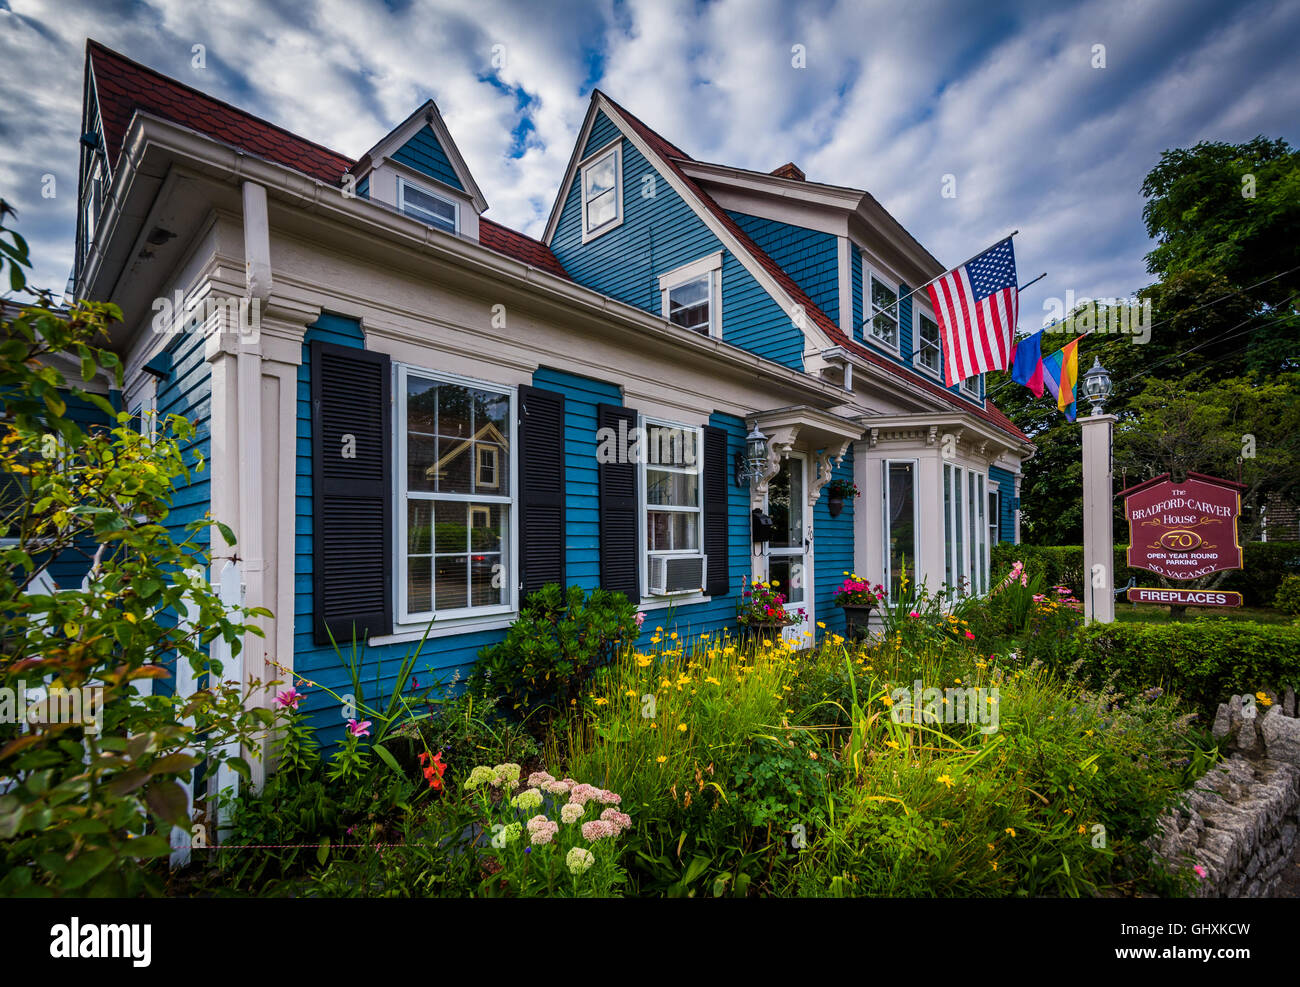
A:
597,91,1028,445
85,41,569,278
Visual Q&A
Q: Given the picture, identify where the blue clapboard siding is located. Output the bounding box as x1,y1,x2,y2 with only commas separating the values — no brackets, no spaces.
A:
294,313,505,742
812,447,855,637
852,244,864,343
156,329,212,555
531,366,623,589
989,465,1016,543
632,411,753,645
391,124,465,191
551,110,804,371
727,212,838,327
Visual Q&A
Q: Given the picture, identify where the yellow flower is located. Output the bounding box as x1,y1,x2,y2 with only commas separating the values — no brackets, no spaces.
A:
990,861,998,871
987,843,995,852
1084,729,1094,737
594,697,608,706
885,740,900,750
677,723,687,732
1005,827,1016,837
704,676,720,686
937,774,954,789
1077,824,1086,835
656,755,667,763
817,621,826,629
1256,691,1274,707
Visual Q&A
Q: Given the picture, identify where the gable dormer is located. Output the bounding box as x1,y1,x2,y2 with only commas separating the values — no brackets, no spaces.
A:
348,101,487,242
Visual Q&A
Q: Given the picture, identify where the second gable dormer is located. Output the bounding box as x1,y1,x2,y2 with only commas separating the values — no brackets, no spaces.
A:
348,101,487,242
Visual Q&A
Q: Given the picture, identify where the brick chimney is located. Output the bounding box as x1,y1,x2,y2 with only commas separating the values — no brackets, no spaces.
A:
770,162,805,182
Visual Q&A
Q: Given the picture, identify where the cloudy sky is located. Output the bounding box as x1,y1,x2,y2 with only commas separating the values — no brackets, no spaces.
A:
1,0,1297,325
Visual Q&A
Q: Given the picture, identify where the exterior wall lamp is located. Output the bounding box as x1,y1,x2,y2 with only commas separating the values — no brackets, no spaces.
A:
734,424,769,487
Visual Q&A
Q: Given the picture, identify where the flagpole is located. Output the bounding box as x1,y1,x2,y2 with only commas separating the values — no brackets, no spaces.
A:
874,231,1020,319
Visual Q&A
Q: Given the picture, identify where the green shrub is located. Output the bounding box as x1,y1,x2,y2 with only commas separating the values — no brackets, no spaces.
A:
1072,621,1300,717
1274,574,1300,616
470,583,639,718
994,541,1300,606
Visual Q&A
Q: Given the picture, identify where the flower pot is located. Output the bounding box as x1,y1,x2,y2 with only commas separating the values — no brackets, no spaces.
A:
740,622,787,644
828,493,844,518
839,604,874,640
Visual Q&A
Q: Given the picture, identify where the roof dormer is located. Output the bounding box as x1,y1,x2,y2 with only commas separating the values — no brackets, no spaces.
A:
348,100,487,241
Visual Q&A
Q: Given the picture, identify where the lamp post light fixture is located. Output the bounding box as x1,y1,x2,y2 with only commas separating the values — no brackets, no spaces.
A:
1080,357,1113,416
735,424,769,487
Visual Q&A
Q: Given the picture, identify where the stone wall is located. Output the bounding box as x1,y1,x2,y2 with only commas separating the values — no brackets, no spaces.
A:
1148,697,1300,897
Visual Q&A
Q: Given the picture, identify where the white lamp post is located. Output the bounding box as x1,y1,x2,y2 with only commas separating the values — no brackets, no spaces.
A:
1079,357,1115,622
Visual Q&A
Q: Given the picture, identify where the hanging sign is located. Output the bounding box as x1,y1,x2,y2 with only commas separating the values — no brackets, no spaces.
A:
1126,587,1242,607
1120,472,1244,581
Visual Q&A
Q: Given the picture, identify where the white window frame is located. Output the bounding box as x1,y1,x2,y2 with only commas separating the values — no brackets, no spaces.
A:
944,464,990,597
396,176,459,234
988,488,1001,543
638,415,705,598
394,363,517,628
579,140,624,242
658,251,723,338
881,458,919,602
961,373,983,399
864,263,901,353
914,304,943,379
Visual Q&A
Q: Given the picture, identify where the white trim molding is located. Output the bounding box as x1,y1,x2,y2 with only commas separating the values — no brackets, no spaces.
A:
658,250,723,338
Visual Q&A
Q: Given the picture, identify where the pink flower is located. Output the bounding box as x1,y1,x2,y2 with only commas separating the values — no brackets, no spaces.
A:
600,808,632,832
1193,864,1207,879
634,612,646,627
568,783,601,806
908,611,919,619
275,687,304,710
597,789,622,805
964,631,975,640
581,819,618,841
347,718,371,738
527,770,555,788
527,815,560,845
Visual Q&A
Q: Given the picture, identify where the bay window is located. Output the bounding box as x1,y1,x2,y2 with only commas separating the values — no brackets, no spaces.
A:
943,463,990,597
882,460,917,600
397,366,514,622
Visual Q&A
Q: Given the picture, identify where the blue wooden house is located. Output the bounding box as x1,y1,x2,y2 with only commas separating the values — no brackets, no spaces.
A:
68,41,1032,740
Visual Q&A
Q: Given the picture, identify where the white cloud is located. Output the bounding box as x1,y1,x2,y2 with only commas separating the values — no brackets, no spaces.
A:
0,0,1295,319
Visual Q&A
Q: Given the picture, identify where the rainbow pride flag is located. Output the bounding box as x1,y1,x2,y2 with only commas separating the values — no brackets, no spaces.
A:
1041,338,1079,422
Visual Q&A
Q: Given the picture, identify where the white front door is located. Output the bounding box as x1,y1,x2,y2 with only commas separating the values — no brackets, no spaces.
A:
767,453,813,646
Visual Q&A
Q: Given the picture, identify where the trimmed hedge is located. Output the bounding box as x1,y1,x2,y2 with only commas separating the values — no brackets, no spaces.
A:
1073,621,1300,719
993,541,1300,606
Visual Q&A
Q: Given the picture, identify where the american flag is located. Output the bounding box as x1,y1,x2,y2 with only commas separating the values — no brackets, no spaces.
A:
926,237,1019,388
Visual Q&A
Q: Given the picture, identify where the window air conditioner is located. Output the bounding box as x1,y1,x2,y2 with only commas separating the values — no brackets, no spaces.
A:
648,554,706,596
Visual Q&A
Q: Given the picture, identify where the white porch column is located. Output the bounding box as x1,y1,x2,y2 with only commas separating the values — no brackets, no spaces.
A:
1081,413,1116,623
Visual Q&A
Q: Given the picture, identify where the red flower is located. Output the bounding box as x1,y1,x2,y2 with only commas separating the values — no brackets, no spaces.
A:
419,751,447,791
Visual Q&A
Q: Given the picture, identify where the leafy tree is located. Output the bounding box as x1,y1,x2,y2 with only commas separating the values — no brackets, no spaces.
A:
0,200,276,895
997,136,1300,544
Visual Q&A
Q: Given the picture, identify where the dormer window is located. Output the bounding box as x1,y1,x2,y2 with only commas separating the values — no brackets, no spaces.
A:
397,177,458,233
580,142,623,241
659,252,722,337
866,268,900,351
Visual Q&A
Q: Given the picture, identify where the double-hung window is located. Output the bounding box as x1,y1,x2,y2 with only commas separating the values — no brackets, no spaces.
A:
642,419,702,560
397,177,458,234
917,309,942,375
398,366,514,622
659,252,722,337
580,142,623,240
961,373,983,399
866,267,900,350
943,463,989,596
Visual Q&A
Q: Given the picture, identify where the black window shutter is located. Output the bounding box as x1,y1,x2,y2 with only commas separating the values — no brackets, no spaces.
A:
597,403,639,602
518,385,566,597
310,341,392,645
702,424,730,597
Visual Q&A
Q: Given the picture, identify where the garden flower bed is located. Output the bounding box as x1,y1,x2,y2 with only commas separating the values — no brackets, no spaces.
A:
192,578,1220,898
